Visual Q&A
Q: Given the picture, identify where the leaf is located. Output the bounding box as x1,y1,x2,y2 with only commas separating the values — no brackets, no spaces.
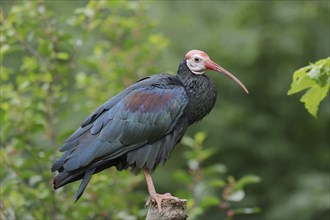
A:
288,57,330,117
204,164,227,176
38,38,53,56
300,83,330,117
209,179,226,188
56,52,70,60
181,135,195,148
200,195,221,208
195,131,207,145
287,74,315,95
198,148,217,161
234,175,261,190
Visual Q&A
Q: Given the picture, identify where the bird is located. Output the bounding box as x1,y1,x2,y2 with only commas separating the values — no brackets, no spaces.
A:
51,49,248,213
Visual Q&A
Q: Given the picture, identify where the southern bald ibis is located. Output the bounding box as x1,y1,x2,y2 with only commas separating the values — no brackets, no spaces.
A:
52,50,248,212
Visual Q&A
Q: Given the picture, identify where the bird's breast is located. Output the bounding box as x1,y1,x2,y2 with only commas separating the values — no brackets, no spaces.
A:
184,76,217,124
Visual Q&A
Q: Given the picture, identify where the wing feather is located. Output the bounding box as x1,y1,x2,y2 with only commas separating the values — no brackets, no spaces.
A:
52,74,189,194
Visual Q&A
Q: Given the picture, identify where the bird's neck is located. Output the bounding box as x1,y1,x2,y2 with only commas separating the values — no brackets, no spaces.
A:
177,60,217,124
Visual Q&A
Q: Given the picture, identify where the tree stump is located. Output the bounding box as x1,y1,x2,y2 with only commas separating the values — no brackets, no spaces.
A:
146,199,187,220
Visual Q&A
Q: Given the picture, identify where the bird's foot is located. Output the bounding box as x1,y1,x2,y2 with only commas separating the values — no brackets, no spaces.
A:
146,193,180,214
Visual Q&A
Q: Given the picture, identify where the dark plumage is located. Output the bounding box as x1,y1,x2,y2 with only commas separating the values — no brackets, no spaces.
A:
52,50,248,210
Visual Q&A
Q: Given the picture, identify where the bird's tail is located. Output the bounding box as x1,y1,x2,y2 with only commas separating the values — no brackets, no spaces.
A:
53,156,127,202
53,169,84,189
53,167,95,202
73,168,95,202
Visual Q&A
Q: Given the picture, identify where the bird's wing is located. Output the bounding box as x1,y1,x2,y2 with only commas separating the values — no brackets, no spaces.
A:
52,75,189,172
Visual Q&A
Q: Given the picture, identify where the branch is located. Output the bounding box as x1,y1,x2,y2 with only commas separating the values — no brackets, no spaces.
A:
146,199,187,220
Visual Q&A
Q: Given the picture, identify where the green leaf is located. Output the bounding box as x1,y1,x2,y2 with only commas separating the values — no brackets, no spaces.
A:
195,131,207,145
234,175,261,190
288,57,330,117
38,38,53,56
300,83,330,117
209,179,226,188
200,195,221,208
287,74,315,95
56,52,70,60
204,164,227,176
181,135,195,148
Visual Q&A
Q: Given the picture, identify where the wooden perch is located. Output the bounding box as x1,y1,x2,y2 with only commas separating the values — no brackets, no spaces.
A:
146,199,187,220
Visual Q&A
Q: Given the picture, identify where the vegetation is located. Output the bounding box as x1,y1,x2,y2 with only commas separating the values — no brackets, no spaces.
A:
1,1,329,220
288,57,330,117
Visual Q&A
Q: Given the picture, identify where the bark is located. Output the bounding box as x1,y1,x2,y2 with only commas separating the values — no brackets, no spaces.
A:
146,199,187,220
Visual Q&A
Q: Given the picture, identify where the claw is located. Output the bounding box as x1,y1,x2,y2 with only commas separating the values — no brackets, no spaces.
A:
143,170,180,214
147,193,180,214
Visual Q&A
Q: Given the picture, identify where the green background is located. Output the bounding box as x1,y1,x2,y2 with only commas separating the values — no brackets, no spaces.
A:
1,1,329,220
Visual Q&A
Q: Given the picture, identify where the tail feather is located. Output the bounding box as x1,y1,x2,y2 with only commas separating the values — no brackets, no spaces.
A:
53,156,127,201
74,168,95,203
53,169,85,190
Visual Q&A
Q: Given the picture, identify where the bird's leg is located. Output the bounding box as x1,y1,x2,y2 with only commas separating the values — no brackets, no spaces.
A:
143,169,179,213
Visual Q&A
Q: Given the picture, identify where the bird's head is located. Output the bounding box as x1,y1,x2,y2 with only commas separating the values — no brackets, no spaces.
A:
185,50,249,94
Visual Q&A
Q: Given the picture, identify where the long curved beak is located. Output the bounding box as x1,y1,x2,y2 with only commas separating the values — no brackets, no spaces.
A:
205,59,249,94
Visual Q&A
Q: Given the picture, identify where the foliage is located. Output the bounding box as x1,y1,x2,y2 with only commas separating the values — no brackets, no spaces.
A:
1,1,258,220
151,1,329,220
288,58,330,117
174,132,260,219
1,1,168,219
1,1,329,220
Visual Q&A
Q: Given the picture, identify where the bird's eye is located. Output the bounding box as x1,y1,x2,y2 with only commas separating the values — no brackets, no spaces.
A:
194,57,201,62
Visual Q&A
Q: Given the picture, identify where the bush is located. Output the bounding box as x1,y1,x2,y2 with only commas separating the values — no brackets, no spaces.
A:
1,1,258,219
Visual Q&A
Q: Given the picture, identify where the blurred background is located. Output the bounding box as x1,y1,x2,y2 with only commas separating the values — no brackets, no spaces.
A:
1,1,329,220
